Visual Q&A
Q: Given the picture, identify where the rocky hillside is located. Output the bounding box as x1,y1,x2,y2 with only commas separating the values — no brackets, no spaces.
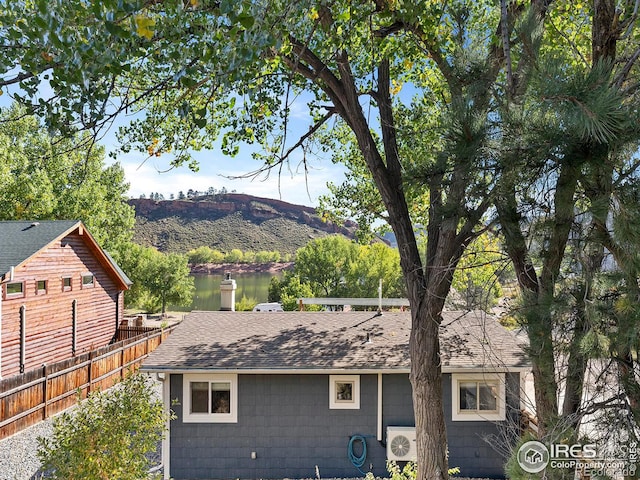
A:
129,194,356,254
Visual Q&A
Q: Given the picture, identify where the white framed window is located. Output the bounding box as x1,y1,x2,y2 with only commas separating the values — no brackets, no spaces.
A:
451,373,505,421
183,373,237,423
36,280,47,295
5,281,25,299
81,274,94,288
329,375,360,409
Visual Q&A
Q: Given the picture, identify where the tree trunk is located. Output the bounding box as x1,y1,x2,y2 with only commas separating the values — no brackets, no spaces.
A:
561,295,589,422
335,57,452,480
496,159,580,438
410,298,449,479
525,294,560,437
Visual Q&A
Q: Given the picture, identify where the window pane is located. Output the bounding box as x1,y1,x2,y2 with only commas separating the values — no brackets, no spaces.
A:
7,282,23,295
211,383,231,413
191,382,209,413
336,381,354,402
478,383,498,411
82,275,94,286
459,382,478,410
63,277,72,287
37,280,47,291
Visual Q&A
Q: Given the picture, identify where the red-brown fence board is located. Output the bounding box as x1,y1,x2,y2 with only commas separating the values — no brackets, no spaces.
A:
0,326,175,440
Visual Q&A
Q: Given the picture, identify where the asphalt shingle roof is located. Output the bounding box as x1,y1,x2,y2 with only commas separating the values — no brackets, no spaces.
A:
0,220,80,276
0,220,132,287
142,310,529,372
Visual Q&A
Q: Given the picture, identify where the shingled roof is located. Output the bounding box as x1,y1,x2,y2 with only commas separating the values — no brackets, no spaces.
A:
142,310,529,372
0,220,132,287
0,220,80,276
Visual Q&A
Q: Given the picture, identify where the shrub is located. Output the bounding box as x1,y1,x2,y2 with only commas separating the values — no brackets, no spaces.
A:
38,372,171,480
235,295,258,311
187,246,225,264
363,460,460,480
225,248,244,263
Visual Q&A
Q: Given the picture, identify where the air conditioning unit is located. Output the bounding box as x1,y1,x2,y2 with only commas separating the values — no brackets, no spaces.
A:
386,426,417,461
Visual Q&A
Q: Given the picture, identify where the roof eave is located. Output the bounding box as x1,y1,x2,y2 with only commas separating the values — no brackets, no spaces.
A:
0,221,83,284
139,365,531,374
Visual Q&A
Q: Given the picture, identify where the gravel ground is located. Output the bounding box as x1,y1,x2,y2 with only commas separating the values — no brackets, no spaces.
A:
0,418,53,480
0,374,163,480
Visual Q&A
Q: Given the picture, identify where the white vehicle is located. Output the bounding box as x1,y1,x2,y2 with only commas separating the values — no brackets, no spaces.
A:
252,302,284,312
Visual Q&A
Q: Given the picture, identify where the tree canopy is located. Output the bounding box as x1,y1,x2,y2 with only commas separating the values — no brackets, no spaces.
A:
0,104,134,250
3,1,640,478
268,235,405,309
114,243,194,314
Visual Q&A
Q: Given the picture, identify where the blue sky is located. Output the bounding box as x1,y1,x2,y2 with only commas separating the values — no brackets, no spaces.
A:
1,81,347,208
104,132,346,207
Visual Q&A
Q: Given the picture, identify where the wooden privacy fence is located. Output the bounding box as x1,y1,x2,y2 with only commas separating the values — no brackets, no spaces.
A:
0,326,175,440
115,325,164,341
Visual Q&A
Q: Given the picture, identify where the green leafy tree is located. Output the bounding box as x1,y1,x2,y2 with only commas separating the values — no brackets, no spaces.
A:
294,235,359,297
235,295,257,311
446,233,506,311
114,243,194,313
111,242,149,308
242,250,256,263
269,271,321,311
224,249,244,264
37,372,170,480
141,250,194,314
187,245,225,264
255,250,281,263
567,182,640,441
0,1,559,477
0,105,134,250
495,0,640,444
287,236,404,302
347,242,405,299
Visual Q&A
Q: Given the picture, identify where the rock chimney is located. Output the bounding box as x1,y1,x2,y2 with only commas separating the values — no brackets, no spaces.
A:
220,273,236,311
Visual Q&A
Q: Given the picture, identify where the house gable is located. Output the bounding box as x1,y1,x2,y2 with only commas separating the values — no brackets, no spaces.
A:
0,220,131,289
0,221,131,378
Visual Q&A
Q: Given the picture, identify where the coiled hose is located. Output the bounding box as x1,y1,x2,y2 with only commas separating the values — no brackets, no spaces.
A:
348,434,372,475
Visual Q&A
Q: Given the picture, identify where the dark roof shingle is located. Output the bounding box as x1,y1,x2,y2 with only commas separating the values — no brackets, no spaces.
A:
142,310,529,372
0,220,80,277
0,220,132,288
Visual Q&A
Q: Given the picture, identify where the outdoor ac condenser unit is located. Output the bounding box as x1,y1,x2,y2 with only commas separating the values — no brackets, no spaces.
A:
386,426,417,461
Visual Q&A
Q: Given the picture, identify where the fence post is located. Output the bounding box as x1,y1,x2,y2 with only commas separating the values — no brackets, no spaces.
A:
87,351,94,395
42,364,48,420
0,326,170,439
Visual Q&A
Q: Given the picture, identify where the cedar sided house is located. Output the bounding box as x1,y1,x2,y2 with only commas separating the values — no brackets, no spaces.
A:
142,310,530,480
0,220,131,378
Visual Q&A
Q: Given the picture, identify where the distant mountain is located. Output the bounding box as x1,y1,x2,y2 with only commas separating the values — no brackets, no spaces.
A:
129,194,357,254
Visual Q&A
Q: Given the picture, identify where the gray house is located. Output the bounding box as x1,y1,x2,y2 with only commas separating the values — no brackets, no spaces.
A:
141,310,530,480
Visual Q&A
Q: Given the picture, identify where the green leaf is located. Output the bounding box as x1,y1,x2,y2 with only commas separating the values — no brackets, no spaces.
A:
238,13,254,29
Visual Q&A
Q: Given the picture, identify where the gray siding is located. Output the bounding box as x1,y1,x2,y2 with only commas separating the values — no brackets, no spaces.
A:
445,373,520,478
381,373,518,479
169,372,520,479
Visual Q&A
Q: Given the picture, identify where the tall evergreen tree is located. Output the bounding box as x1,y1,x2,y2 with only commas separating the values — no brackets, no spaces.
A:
495,0,640,446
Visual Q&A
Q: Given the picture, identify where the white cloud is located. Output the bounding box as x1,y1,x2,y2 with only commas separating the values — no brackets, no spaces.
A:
113,149,347,207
